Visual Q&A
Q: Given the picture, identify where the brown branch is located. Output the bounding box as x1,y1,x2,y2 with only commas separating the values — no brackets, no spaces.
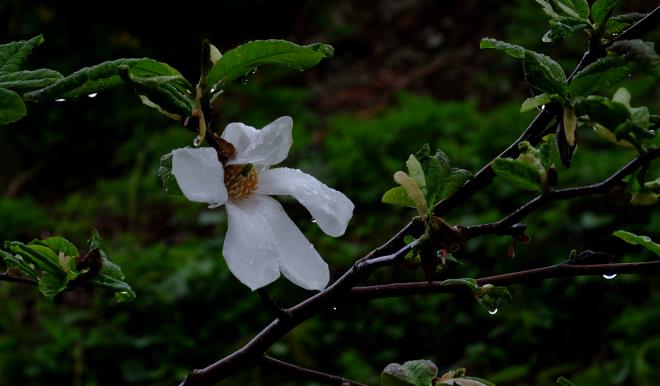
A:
460,148,660,239
261,355,368,386
350,260,660,300
0,273,37,285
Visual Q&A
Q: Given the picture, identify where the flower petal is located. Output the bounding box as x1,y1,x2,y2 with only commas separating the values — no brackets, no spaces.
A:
256,168,354,237
222,116,293,167
256,195,329,290
171,147,228,206
223,197,280,290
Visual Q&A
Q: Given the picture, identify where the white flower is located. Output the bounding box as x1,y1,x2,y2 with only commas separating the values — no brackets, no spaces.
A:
170,116,354,291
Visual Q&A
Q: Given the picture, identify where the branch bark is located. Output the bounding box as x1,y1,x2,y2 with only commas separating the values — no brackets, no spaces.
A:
261,355,368,386
350,260,660,300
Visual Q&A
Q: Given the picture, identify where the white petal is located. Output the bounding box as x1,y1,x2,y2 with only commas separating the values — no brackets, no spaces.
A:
171,147,228,206
223,198,280,290
256,168,354,237
255,195,329,290
222,116,293,167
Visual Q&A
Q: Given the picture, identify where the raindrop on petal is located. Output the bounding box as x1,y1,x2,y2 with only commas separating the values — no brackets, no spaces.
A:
87,93,98,98
488,308,498,315
55,98,66,102
603,273,617,280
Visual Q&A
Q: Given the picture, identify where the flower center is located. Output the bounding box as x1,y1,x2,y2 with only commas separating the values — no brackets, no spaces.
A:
224,164,258,199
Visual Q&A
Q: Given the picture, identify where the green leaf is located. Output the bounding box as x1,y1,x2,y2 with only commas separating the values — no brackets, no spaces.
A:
474,285,513,312
382,186,417,209
36,236,79,257
612,230,660,257
538,134,561,169
520,93,554,112
573,95,629,128
0,35,44,74
406,155,426,193
83,274,135,302
206,39,333,92
492,157,543,191
556,376,578,386
381,360,438,386
569,56,636,97
442,278,479,290
609,40,660,77
0,250,38,280
552,0,588,18
158,152,184,196
23,58,139,101
605,13,646,36
38,272,69,300
523,50,567,96
0,87,26,125
122,59,194,118
88,228,102,250
479,38,525,59
457,376,497,386
0,69,62,93
542,17,592,43
6,241,62,274
439,168,472,200
98,255,125,281
591,0,621,26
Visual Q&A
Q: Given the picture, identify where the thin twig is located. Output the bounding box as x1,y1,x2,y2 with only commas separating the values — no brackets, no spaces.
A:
0,273,37,285
350,260,660,300
460,148,660,239
261,355,368,386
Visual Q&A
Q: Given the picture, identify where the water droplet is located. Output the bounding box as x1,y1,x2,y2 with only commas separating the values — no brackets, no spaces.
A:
210,87,216,94
193,135,202,146
242,78,249,86
540,104,546,110
55,98,65,102
331,306,337,311
87,93,98,98
251,67,258,75
603,273,617,280
488,308,498,315
311,218,317,223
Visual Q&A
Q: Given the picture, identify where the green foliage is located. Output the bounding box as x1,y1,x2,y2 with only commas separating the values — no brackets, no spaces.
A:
121,60,195,119
0,88,26,125
0,35,62,124
569,56,636,97
612,230,660,257
157,152,184,196
2,231,134,302
590,0,621,27
556,376,578,386
205,39,334,93
381,360,438,386
382,145,472,213
492,140,553,191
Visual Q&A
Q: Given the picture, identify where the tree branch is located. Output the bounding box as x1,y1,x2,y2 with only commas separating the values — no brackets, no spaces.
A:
261,355,368,386
0,273,37,285
350,260,660,300
460,148,660,239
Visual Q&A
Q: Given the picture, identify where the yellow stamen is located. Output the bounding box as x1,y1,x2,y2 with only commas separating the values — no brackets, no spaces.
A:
224,164,258,199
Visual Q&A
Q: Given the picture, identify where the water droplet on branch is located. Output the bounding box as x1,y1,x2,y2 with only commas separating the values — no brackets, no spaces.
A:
602,273,617,280
488,308,498,315
55,98,66,102
311,219,317,223
87,93,98,98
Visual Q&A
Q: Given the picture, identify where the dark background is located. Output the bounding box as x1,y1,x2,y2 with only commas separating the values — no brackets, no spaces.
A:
0,1,659,385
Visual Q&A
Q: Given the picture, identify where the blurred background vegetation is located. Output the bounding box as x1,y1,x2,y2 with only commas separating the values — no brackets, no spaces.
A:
0,0,659,385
